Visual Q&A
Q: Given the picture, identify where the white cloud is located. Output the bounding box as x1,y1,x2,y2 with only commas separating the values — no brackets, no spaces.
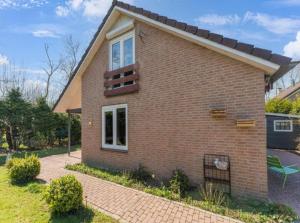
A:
55,5,69,17
196,11,300,35
32,30,59,38
56,0,134,18
284,31,300,59
196,14,241,26
244,11,300,34
83,0,111,17
68,0,83,10
0,0,48,9
0,54,9,65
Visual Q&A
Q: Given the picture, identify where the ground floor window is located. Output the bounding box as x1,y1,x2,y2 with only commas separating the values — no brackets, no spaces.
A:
274,120,293,132
102,104,128,150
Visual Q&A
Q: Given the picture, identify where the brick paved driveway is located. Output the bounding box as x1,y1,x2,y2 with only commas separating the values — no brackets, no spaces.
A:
268,149,300,216
38,151,241,223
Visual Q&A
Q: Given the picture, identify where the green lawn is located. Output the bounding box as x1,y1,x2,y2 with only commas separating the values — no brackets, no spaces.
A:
66,163,298,223
0,145,80,166
0,167,117,223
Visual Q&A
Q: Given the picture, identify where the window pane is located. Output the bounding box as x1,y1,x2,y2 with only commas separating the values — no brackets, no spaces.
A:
112,42,120,70
105,111,113,144
275,121,292,131
116,108,126,146
124,37,133,66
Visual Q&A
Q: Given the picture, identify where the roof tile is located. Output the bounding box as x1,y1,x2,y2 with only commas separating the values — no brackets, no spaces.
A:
157,16,167,24
208,33,223,43
114,1,291,66
252,48,272,60
236,42,254,54
176,22,187,31
270,54,292,65
221,38,237,48
166,19,177,27
185,25,198,34
196,29,209,38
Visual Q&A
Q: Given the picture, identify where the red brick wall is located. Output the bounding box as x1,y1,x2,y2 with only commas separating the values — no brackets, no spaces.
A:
81,21,268,198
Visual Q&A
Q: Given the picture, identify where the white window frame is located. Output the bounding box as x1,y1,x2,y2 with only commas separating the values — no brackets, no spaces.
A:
102,104,128,151
273,120,293,132
109,30,135,71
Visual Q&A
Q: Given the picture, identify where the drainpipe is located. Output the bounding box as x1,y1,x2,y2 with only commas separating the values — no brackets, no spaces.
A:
68,112,71,156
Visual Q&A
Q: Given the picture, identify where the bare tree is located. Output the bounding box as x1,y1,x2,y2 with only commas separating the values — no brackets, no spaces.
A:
0,64,26,98
42,43,62,100
60,35,80,81
288,65,300,87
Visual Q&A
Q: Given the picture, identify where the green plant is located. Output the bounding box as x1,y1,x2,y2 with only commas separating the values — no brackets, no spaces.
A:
199,183,227,206
291,96,300,115
265,98,292,114
44,175,83,215
169,169,190,197
0,167,117,223
7,155,40,183
130,164,152,183
66,163,299,223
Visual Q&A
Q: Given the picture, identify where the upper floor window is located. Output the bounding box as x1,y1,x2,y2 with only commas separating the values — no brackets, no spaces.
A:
274,120,293,132
110,31,135,71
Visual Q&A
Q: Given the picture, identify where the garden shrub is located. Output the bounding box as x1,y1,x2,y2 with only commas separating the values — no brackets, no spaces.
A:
199,183,227,206
7,155,40,183
130,164,152,183
169,169,190,196
44,175,83,215
265,98,292,114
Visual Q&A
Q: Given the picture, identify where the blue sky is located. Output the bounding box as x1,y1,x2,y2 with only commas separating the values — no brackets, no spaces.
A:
1,0,300,97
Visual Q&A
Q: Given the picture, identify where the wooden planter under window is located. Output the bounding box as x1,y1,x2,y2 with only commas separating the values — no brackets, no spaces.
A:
104,63,140,97
210,106,226,118
236,119,256,127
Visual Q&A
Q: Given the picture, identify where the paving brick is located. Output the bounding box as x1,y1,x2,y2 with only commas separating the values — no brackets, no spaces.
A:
38,152,242,223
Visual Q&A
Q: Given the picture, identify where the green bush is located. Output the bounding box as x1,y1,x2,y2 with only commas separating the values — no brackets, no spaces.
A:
291,96,300,115
265,98,292,114
169,169,190,197
7,155,40,183
130,164,152,183
44,175,83,215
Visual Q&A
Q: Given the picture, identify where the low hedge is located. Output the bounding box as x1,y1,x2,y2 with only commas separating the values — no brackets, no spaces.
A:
44,175,83,215
7,155,40,183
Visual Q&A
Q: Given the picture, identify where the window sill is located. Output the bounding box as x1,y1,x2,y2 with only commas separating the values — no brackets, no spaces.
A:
100,147,128,153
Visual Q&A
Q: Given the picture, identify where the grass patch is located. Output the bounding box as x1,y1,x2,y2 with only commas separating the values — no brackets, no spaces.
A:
0,167,117,223
0,145,80,166
66,163,298,223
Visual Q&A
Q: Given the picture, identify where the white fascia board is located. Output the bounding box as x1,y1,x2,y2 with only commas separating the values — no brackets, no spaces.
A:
106,19,134,40
116,6,280,75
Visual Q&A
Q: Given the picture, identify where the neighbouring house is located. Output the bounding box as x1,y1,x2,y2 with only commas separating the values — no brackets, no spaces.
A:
53,0,292,198
275,61,300,100
266,113,300,150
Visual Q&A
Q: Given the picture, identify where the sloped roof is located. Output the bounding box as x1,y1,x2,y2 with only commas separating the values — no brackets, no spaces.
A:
277,82,300,100
53,0,293,112
114,1,291,66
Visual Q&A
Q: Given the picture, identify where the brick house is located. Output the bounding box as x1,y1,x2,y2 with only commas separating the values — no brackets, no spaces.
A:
54,1,292,198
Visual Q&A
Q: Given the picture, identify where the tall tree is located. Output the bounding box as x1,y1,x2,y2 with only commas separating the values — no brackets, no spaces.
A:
32,97,56,146
0,88,32,151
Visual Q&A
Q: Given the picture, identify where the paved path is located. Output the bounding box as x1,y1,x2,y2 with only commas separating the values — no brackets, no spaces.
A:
268,149,300,216
38,151,241,223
